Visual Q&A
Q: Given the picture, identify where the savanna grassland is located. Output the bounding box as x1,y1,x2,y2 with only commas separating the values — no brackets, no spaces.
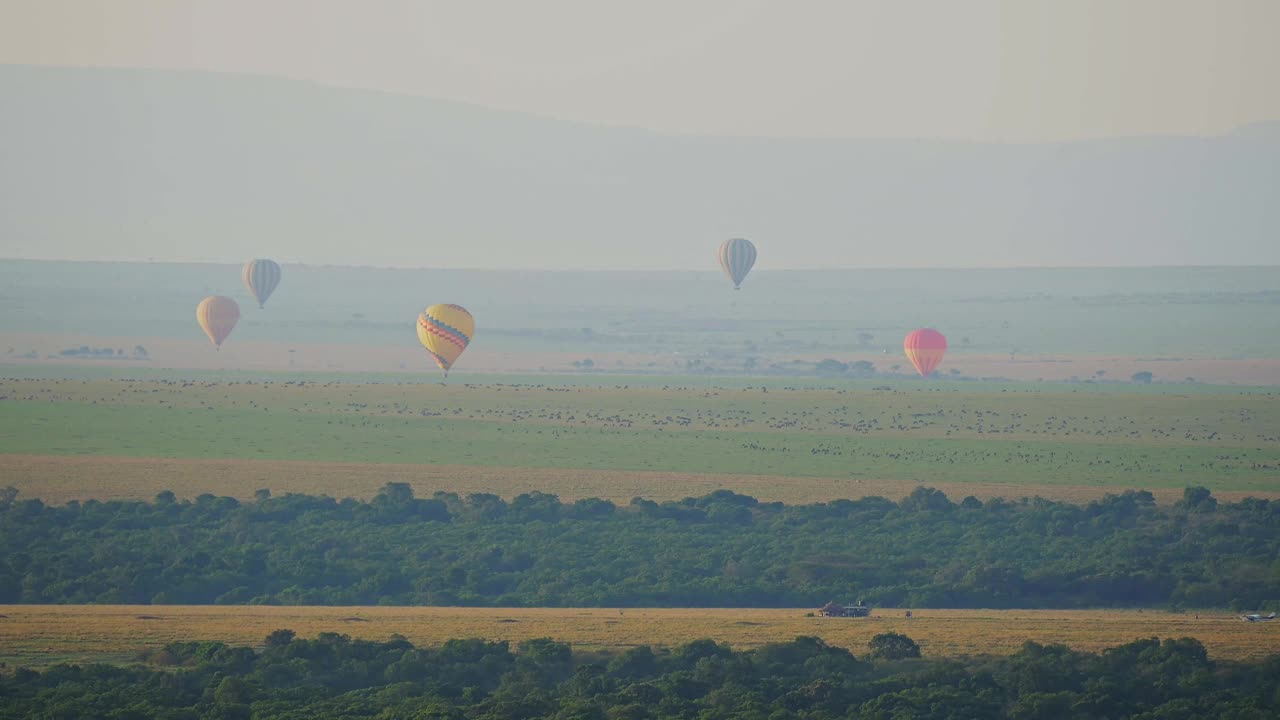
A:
9,454,1258,507
1,606,1273,668
1,372,1277,504
3,369,1277,675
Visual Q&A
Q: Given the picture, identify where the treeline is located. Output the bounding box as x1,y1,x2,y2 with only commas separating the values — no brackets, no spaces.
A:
1,484,1277,609
4,632,1278,719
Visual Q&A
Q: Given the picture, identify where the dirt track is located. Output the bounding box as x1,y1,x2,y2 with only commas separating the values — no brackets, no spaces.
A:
5,454,1274,507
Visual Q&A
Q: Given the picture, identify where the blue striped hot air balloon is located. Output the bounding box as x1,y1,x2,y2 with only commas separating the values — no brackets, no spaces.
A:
241,259,282,309
717,238,757,290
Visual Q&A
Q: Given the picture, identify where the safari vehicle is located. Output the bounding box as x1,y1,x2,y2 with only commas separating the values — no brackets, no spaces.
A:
818,600,871,617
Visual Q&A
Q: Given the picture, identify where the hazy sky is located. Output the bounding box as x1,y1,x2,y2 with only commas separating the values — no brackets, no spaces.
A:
3,0,1278,142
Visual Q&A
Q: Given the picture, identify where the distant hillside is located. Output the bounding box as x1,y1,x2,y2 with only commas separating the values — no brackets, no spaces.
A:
1,64,1278,268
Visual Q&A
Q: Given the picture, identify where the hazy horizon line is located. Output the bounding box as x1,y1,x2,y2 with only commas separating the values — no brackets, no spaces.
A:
6,255,1279,274
6,62,1278,146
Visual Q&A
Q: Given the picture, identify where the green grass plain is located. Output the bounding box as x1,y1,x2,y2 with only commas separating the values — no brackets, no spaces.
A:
2,372,1277,495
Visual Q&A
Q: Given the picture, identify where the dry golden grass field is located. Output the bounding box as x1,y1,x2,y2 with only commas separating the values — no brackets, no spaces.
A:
0,606,1272,668
7,454,1275,507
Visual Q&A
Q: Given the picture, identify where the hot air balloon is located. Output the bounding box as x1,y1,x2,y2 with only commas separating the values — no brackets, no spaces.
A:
196,296,240,350
417,304,474,376
903,328,947,376
242,259,281,309
717,238,757,290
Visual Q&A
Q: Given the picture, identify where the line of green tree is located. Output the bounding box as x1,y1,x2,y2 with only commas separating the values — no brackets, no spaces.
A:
3,631,1278,719
1,484,1276,609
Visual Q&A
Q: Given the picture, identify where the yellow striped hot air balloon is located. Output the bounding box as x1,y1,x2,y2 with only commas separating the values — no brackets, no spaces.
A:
242,259,281,309
416,304,474,376
196,296,240,350
717,238,757,290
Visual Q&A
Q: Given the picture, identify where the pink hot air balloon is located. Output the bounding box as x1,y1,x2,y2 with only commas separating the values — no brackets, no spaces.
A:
903,329,947,376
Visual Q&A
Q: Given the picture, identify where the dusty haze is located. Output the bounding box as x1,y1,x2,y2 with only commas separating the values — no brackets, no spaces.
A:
2,66,1277,269
2,0,1278,142
1,2,1278,269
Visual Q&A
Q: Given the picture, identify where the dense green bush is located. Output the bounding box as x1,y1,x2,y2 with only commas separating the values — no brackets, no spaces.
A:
1,484,1276,608
2,632,1278,719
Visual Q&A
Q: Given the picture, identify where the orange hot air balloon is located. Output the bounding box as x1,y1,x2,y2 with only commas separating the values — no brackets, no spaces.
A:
903,328,947,376
196,296,240,350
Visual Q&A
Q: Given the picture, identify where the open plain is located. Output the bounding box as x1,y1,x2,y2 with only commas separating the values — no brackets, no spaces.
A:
2,372,1277,504
0,606,1273,668
11,454,1274,507
3,366,1277,672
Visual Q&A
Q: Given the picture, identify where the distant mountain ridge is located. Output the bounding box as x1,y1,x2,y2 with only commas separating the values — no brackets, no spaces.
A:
1,64,1277,269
